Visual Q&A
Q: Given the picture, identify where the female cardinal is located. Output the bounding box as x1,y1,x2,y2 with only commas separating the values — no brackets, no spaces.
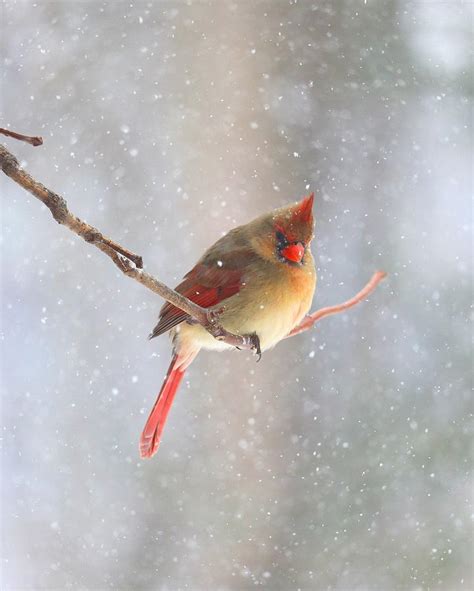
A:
140,193,316,458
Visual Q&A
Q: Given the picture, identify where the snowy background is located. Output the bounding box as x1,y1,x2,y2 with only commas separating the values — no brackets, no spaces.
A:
1,1,472,590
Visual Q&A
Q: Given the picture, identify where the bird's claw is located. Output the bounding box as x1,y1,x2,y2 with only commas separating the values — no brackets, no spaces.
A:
206,306,226,326
249,332,262,362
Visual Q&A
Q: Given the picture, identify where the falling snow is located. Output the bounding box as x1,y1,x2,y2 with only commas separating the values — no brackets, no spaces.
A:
2,1,471,590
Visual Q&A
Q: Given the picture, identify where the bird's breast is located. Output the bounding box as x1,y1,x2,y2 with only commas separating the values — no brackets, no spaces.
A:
219,261,316,351
174,258,316,353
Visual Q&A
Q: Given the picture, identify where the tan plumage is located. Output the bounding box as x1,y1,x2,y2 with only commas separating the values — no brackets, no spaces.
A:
140,193,317,458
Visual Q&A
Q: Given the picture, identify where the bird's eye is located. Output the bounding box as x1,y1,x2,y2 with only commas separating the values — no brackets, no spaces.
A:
275,230,287,246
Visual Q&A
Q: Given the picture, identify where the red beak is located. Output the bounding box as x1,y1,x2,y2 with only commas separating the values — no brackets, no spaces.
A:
281,242,305,263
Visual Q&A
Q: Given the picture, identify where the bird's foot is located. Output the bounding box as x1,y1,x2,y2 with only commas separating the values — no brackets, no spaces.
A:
205,306,226,325
248,332,262,362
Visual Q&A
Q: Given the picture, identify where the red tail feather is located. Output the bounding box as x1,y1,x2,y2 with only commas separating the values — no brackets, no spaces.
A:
140,355,185,458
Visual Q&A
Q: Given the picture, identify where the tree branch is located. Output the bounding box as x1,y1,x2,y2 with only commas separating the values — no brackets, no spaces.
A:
0,136,386,355
0,127,43,147
286,270,387,338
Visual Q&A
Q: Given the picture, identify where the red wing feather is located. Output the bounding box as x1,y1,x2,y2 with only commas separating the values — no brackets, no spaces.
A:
149,263,243,339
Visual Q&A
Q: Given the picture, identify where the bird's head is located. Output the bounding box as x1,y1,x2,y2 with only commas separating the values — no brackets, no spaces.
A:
249,193,315,265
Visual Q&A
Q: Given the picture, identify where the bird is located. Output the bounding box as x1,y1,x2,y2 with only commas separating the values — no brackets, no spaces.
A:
140,193,317,458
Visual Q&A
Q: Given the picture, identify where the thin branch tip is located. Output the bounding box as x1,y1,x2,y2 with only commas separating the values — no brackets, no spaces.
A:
286,269,387,338
0,127,43,147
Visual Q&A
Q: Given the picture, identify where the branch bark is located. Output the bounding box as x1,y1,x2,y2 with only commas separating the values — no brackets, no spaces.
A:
0,137,386,353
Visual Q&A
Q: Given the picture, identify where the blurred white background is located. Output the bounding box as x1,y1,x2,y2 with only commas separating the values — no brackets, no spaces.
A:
1,1,472,590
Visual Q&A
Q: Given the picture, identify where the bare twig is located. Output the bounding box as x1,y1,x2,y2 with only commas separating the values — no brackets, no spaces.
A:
0,145,143,267
0,136,386,353
0,127,43,147
286,271,387,338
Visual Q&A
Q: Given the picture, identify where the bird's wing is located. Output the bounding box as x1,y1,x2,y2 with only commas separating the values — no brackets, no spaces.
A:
149,247,256,339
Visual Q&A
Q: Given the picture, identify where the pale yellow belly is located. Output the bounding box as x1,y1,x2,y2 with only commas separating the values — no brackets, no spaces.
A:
174,271,315,353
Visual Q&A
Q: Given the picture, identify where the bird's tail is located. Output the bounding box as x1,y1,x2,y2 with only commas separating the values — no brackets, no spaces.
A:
140,354,185,458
